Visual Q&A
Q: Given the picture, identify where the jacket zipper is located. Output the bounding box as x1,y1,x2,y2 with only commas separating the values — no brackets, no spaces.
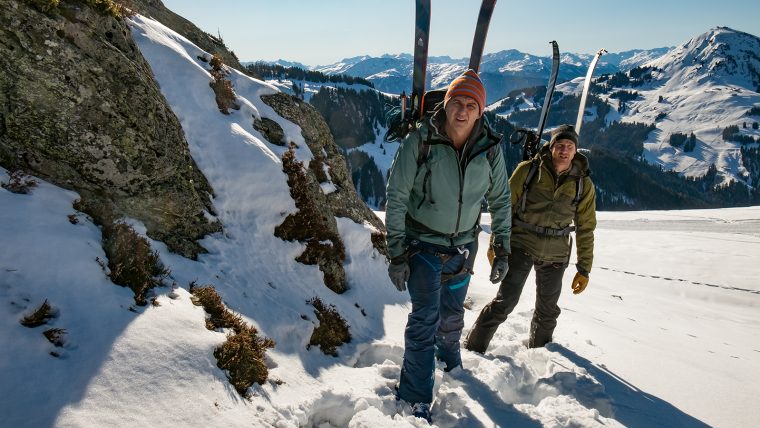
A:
427,122,501,238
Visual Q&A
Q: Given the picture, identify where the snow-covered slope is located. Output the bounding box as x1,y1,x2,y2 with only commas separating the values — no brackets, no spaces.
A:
557,27,760,186
3,161,759,426
2,15,759,428
648,26,760,90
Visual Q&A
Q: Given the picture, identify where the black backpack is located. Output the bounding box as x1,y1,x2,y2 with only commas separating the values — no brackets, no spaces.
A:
384,89,446,143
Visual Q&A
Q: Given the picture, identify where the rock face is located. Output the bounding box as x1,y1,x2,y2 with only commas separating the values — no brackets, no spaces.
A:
0,0,220,258
261,93,387,256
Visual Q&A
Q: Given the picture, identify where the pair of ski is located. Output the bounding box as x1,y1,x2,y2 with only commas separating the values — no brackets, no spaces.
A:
511,46,608,161
406,0,496,122
406,0,605,160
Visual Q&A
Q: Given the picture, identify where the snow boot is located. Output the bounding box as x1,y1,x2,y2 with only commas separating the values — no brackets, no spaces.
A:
464,324,497,354
411,402,432,423
528,316,554,348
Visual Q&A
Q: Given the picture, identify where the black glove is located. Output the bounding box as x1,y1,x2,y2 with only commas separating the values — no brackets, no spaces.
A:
388,255,410,292
488,245,509,284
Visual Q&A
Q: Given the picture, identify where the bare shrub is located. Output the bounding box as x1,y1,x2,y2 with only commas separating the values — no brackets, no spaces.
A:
102,222,169,306
2,170,38,194
43,328,67,347
20,300,56,327
208,54,239,114
190,283,243,332
209,53,224,72
214,325,275,395
307,297,351,356
190,282,276,395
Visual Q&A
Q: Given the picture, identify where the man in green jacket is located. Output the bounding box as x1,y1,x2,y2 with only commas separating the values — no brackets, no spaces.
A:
465,124,596,352
385,69,512,420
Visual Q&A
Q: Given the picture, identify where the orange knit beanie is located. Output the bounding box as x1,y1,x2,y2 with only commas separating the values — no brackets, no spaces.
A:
444,69,486,116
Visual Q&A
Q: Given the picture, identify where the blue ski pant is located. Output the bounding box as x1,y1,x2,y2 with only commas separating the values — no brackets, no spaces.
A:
398,239,475,405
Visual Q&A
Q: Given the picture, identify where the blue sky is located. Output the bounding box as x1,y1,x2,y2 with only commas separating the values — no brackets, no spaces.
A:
162,0,760,66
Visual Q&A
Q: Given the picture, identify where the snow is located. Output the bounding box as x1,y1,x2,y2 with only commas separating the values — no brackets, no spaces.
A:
554,27,760,186
2,15,760,428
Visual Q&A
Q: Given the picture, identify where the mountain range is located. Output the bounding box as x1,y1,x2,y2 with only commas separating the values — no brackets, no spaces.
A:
259,46,672,103
255,26,760,209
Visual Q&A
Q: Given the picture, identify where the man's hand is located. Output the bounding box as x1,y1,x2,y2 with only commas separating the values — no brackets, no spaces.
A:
488,245,509,284
571,272,589,294
388,256,410,292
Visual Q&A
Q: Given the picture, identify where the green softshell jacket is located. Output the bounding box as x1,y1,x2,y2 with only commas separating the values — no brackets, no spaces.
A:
385,112,512,259
510,144,596,274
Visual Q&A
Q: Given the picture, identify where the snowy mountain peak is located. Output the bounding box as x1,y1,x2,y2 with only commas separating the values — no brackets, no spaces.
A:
648,26,760,90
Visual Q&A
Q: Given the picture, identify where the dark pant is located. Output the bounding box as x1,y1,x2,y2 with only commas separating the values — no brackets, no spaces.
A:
397,240,475,405
466,248,566,353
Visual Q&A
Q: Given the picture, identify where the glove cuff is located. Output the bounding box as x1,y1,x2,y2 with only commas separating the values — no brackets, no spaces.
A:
576,265,589,278
492,241,510,258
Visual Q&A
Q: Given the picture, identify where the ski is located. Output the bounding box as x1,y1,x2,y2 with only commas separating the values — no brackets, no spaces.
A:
535,40,560,152
575,48,607,133
468,0,498,72
511,41,561,160
410,0,432,120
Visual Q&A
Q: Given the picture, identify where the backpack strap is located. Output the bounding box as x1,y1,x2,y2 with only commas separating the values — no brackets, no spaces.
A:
517,159,540,215
416,128,432,167
571,168,590,206
572,175,584,206
484,124,502,166
416,130,434,209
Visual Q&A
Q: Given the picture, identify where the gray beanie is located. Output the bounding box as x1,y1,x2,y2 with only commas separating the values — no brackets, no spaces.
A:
549,124,579,148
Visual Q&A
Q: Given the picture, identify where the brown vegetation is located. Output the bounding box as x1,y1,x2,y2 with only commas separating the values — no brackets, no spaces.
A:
190,283,275,396
102,222,169,306
43,328,67,347
20,300,56,327
1,170,38,194
208,54,239,114
307,297,351,356
274,147,347,293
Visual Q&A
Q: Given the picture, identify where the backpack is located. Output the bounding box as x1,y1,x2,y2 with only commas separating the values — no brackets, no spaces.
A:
384,89,447,143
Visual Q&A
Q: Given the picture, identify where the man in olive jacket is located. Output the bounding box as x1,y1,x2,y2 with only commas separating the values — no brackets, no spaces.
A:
385,69,512,417
465,124,596,352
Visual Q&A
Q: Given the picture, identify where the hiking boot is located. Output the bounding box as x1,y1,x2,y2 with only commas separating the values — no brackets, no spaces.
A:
464,327,491,354
411,402,432,423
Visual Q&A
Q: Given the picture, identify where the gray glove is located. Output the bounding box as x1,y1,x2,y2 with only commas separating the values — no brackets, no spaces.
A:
489,245,509,284
388,256,410,292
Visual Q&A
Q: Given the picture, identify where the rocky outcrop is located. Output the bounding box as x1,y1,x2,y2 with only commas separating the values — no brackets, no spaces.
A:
0,0,220,258
261,93,388,257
